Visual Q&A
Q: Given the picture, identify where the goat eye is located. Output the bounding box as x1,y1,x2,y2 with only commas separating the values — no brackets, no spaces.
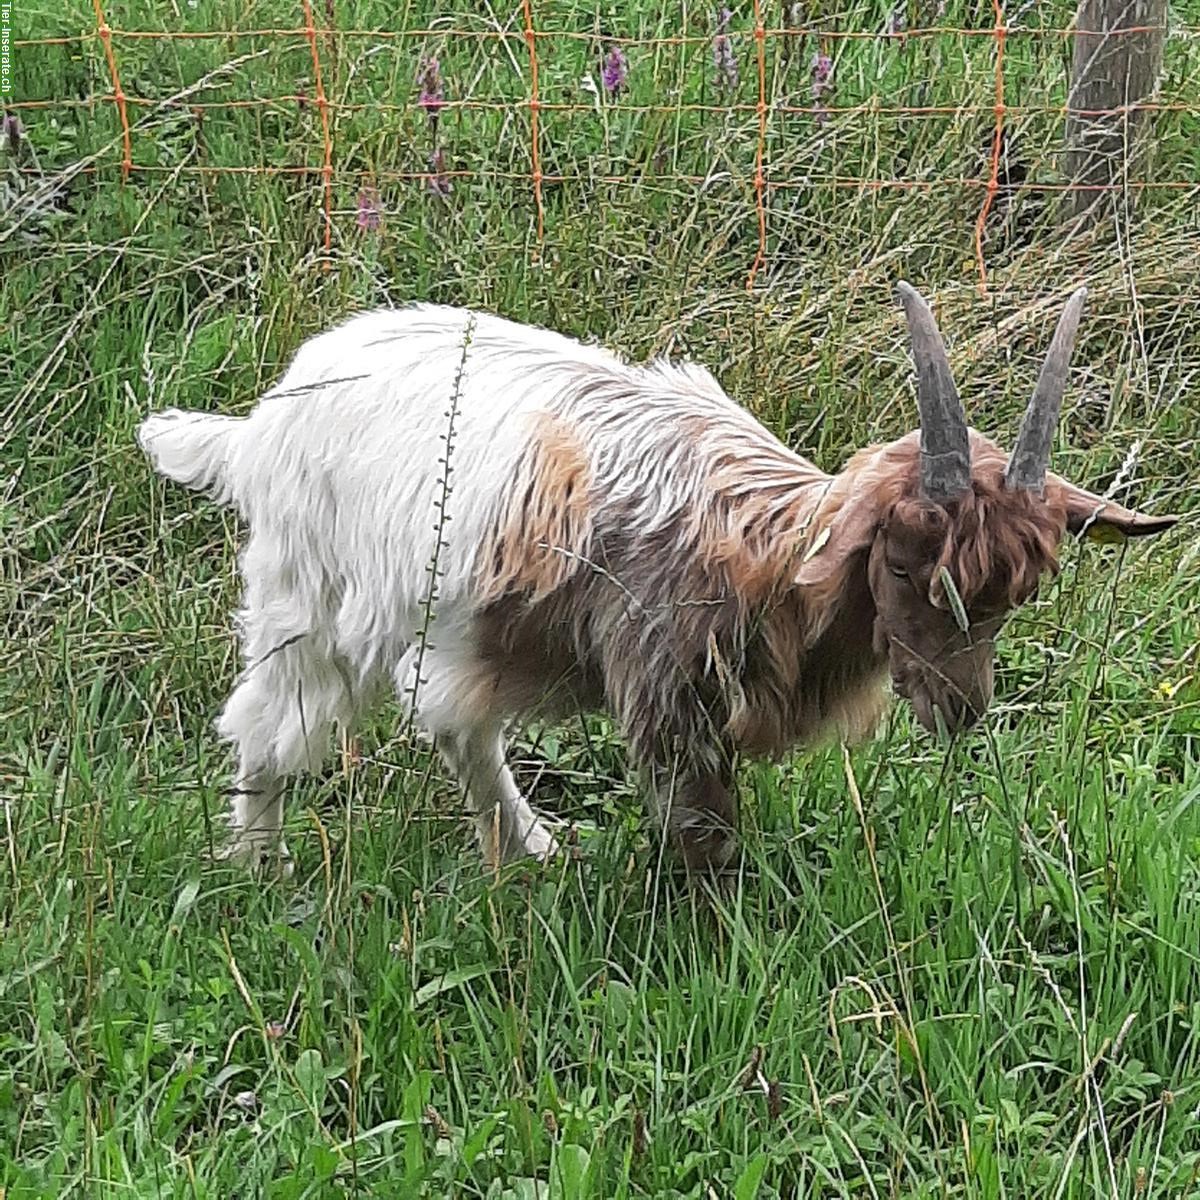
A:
888,565,909,579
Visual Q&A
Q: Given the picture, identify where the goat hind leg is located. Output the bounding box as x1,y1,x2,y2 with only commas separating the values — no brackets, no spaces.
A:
215,647,349,876
218,742,291,876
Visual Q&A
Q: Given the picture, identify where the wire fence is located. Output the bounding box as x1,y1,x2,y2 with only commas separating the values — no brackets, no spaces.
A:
6,3,1200,294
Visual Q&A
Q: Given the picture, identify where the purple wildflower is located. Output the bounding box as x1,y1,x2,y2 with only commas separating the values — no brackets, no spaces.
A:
886,4,906,36
601,45,628,96
713,8,738,90
428,148,452,197
0,113,22,155
356,186,382,231
417,57,446,117
811,52,833,123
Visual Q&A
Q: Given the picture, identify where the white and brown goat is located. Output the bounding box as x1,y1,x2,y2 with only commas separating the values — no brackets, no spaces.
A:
138,286,1176,874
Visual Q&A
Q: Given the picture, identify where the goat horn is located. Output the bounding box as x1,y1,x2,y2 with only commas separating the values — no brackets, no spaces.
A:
896,281,971,502
1005,287,1087,493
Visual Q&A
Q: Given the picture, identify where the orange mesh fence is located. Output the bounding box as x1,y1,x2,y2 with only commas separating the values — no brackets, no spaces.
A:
88,0,131,180
973,0,1006,292
301,0,334,263
521,0,545,245
7,6,1198,293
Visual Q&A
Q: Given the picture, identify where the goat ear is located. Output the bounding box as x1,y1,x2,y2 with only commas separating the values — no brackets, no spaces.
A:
1049,474,1179,543
793,492,881,587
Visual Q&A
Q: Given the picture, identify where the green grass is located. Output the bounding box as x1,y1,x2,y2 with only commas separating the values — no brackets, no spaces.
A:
3,0,1200,1196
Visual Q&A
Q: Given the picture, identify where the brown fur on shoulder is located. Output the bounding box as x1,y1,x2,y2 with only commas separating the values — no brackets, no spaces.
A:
475,415,593,605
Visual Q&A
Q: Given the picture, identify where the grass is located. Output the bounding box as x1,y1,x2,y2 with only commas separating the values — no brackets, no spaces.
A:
3,0,1200,1195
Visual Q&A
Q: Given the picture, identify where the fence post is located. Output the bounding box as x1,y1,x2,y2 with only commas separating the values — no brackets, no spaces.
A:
1064,0,1167,221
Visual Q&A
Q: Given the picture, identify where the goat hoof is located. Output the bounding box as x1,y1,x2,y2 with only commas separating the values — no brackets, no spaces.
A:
481,816,563,869
514,819,561,863
215,835,294,880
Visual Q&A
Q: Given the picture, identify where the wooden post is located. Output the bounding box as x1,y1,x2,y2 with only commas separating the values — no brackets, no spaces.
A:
1064,0,1167,221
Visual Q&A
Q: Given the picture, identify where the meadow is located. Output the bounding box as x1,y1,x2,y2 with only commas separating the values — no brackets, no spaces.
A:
2,0,1199,1195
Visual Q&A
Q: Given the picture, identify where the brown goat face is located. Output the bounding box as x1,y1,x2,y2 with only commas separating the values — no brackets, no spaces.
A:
861,281,1179,736
866,498,1026,735
799,283,1176,740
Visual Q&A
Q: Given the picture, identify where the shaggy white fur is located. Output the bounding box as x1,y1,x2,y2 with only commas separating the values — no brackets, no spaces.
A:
138,305,805,869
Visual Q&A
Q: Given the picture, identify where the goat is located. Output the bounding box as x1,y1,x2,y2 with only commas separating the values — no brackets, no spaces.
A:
137,285,1177,875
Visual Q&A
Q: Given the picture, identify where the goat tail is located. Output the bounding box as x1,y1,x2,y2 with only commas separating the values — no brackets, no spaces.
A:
137,408,244,505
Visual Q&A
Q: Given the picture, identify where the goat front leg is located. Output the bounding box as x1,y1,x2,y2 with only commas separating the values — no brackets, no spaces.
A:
605,641,740,875
648,750,740,876
438,725,561,868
